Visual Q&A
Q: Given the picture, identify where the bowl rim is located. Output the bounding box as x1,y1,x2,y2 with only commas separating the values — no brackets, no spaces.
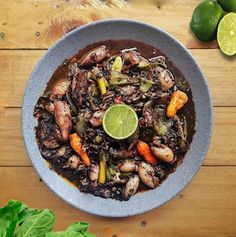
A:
22,18,213,217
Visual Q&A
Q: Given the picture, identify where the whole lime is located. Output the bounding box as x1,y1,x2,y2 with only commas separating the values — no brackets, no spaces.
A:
190,0,224,42
217,0,236,12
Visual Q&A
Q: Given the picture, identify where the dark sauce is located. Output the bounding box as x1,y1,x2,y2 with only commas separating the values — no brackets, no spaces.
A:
37,39,195,197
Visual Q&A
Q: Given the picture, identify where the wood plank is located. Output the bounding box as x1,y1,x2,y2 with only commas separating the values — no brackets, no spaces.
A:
0,107,30,166
0,107,235,166
0,49,235,108
190,50,236,107
0,0,218,49
0,50,44,107
0,166,235,237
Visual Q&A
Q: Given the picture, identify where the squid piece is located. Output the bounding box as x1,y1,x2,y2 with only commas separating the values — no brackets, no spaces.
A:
54,101,72,142
151,144,174,163
138,162,159,188
89,164,99,181
156,67,174,91
142,101,154,127
34,97,55,116
89,164,99,188
120,160,138,172
123,50,140,68
89,110,105,127
112,172,128,184
63,155,81,169
71,69,88,108
123,175,140,200
49,81,70,101
80,45,109,66
110,148,135,159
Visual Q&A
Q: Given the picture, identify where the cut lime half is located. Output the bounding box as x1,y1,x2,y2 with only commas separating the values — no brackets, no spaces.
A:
102,104,138,140
217,13,236,56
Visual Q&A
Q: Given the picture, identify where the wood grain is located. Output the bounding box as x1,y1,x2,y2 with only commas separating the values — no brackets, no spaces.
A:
0,49,235,108
0,107,235,167
0,166,235,237
0,0,219,49
0,50,44,107
0,1,236,236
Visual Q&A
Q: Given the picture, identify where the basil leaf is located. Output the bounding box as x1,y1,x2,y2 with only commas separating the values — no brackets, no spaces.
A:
67,222,89,232
46,231,84,237
15,209,55,237
0,205,18,237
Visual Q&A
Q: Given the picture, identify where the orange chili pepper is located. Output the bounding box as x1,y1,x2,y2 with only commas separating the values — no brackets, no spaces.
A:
137,141,157,165
70,133,91,166
167,91,188,118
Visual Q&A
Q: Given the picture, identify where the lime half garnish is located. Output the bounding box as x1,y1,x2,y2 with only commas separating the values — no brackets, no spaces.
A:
102,104,138,140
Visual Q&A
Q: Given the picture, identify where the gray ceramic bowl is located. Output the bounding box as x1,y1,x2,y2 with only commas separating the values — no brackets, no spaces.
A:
22,19,213,217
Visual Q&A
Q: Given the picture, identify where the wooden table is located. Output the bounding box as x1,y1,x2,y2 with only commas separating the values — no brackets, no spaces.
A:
0,1,236,236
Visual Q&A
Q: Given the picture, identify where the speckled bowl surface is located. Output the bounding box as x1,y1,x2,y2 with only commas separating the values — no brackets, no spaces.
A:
22,19,213,217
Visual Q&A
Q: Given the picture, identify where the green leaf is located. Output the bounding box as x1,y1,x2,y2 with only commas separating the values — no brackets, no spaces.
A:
8,200,40,225
110,71,129,85
67,222,89,233
137,57,150,69
15,209,55,237
17,208,41,225
82,231,96,237
8,200,27,214
46,231,84,237
0,200,96,237
0,205,18,237
140,79,155,93
111,56,123,72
